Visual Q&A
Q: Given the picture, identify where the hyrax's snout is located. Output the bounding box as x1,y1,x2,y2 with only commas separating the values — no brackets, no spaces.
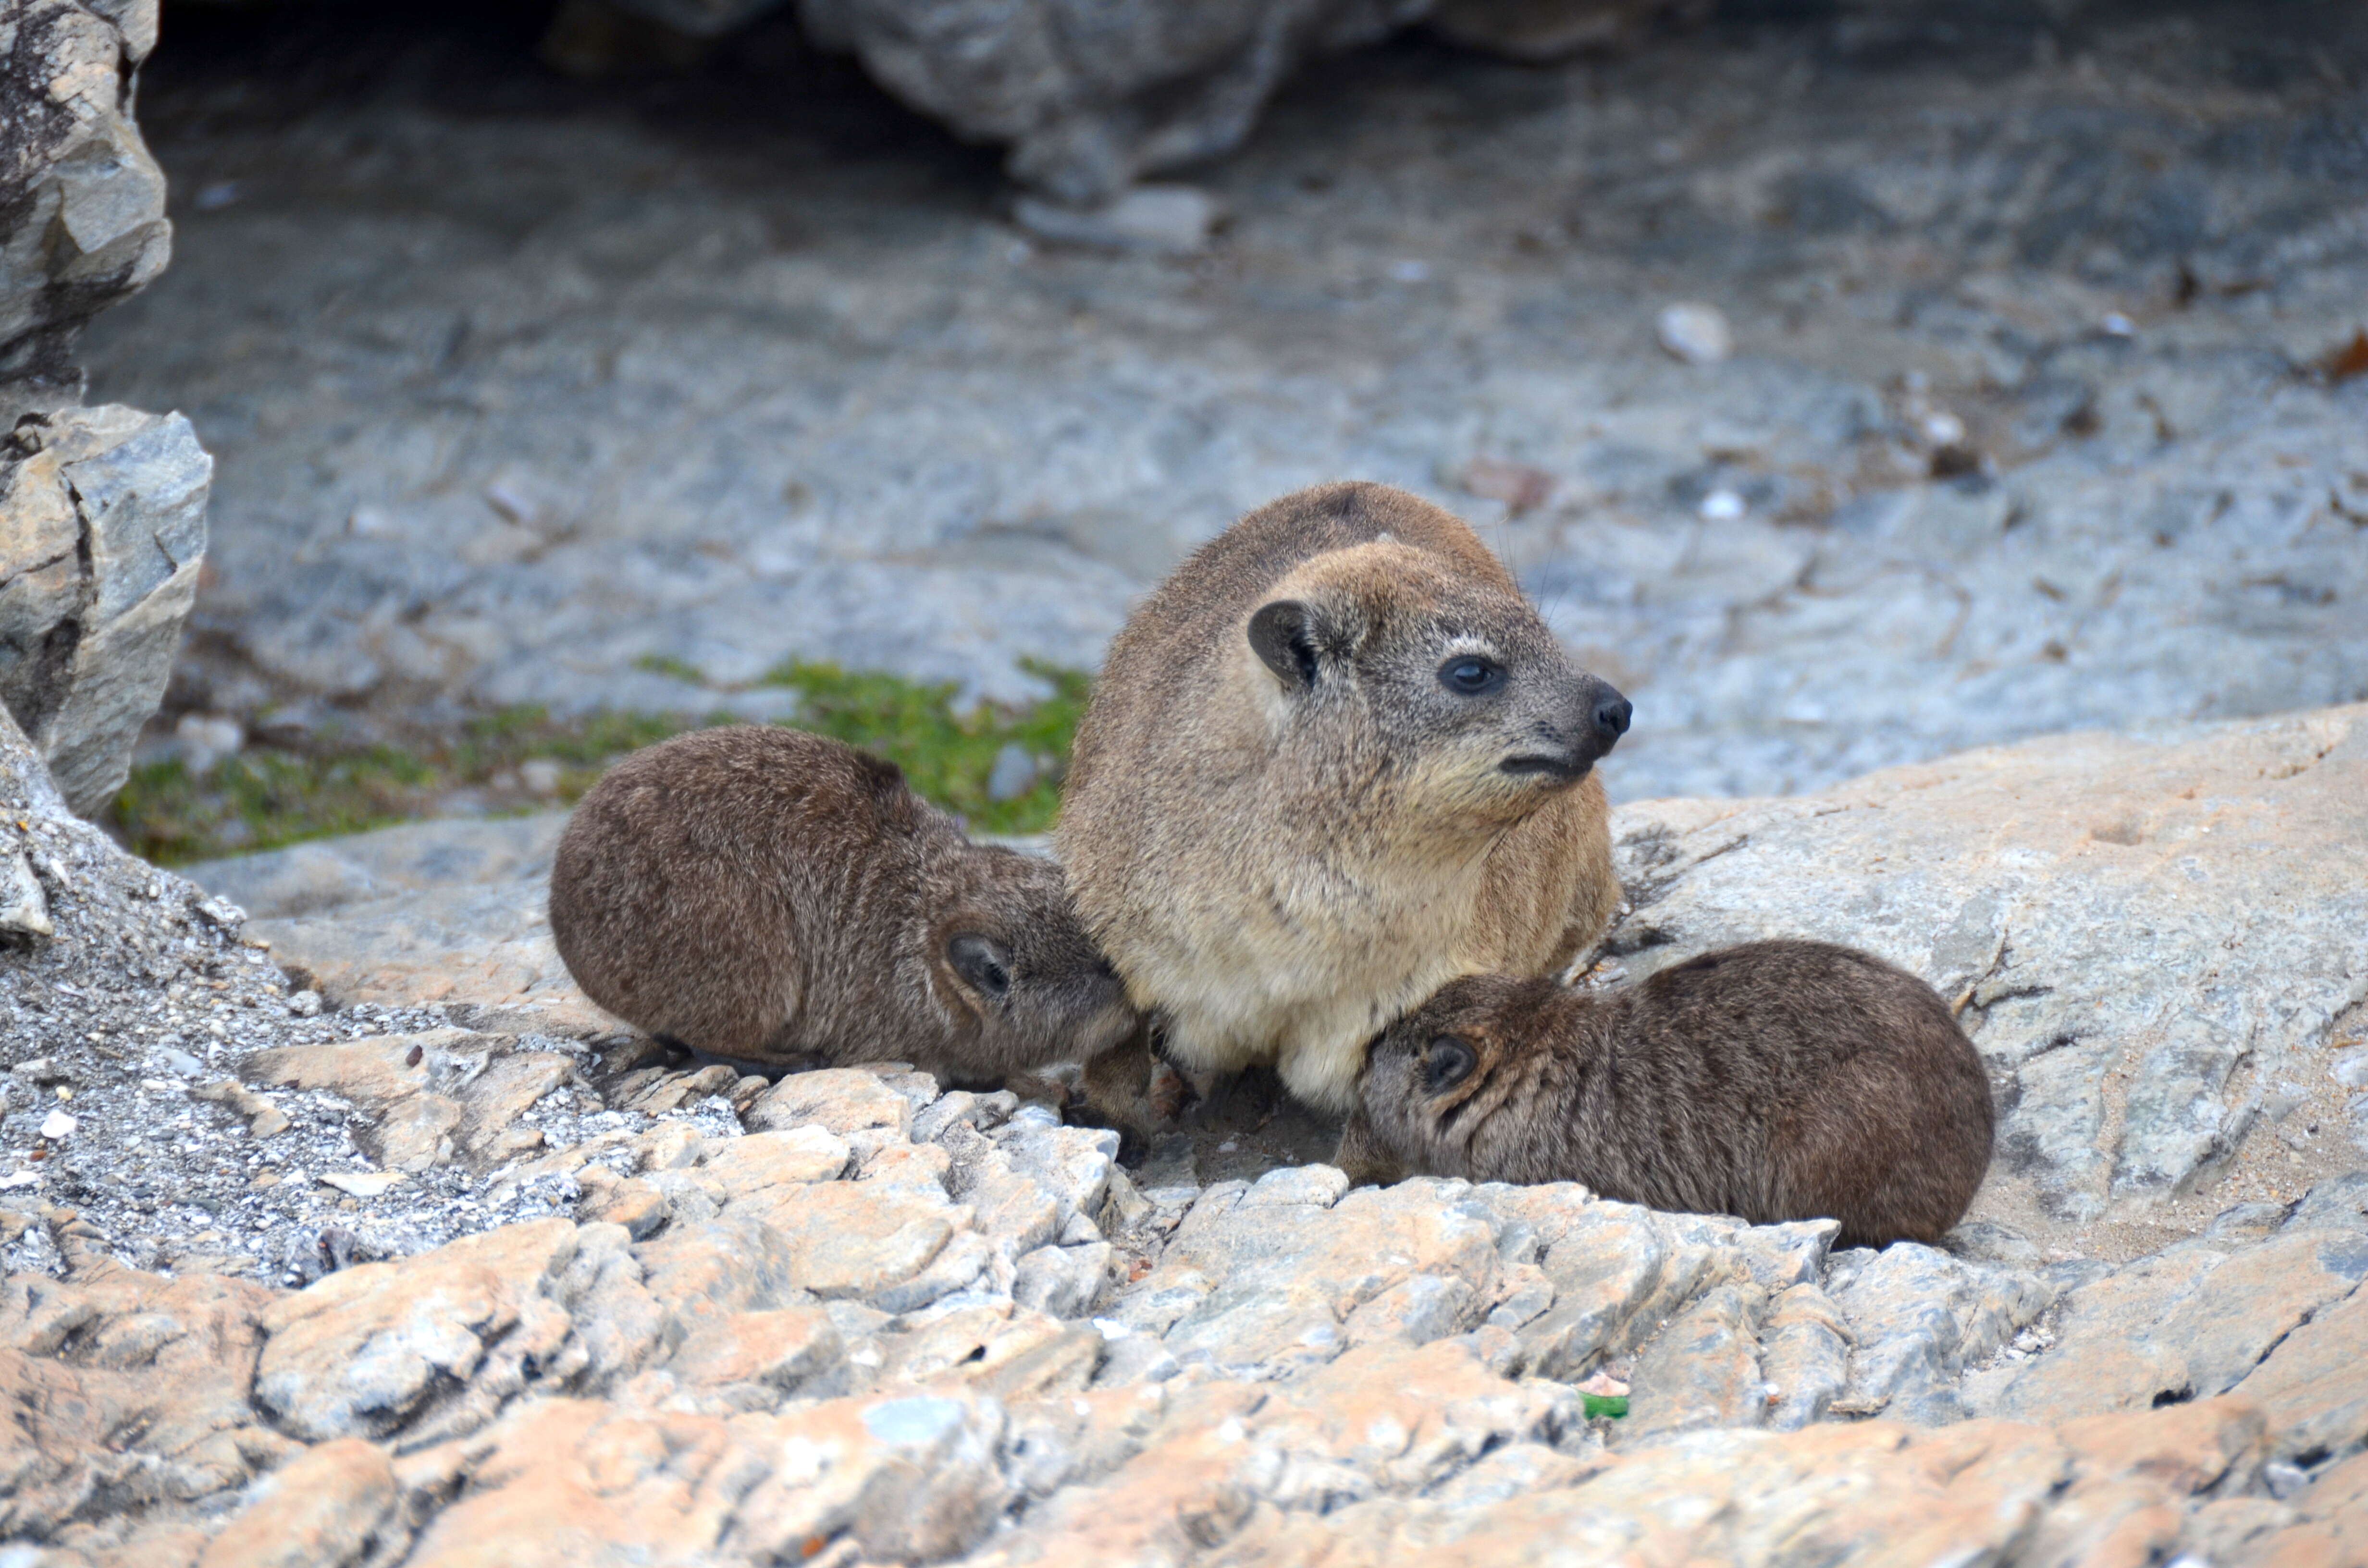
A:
1506,672,1630,780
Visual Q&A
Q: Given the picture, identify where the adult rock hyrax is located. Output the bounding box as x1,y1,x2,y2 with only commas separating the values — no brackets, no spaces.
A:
1344,940,1996,1247
549,726,1138,1082
1057,479,1631,1114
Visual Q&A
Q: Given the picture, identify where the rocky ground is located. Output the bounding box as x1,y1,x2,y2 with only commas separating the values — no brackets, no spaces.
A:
7,680,2366,1560
8,1,2368,1560
81,0,2368,802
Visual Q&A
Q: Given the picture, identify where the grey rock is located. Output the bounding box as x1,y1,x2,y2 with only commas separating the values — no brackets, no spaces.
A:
1504,1199,1736,1383
997,1122,1119,1227
0,405,210,814
1993,1223,2368,1420
1654,302,1732,366
1486,1264,1554,1332
1088,1327,1179,1388
1943,1221,2047,1272
1238,1163,1351,1210
1012,1241,1111,1319
1758,1283,1851,1432
1343,1270,1478,1348
1619,1282,1764,1444
798,0,1428,204
0,848,51,938
868,1228,995,1313
1118,1178,1500,1375
1825,1242,2052,1425
0,0,170,415
1428,0,1685,61
914,1089,1018,1145
186,813,569,923
984,740,1036,802
1014,186,1224,255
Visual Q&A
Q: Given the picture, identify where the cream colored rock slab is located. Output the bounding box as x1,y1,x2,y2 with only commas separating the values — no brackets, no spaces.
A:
722,1175,962,1302
665,1306,844,1397
397,1388,1010,1568
1603,706,2368,1234
703,1126,852,1195
197,1438,397,1568
243,878,603,1030
1114,1179,1503,1375
1996,1228,2368,1423
746,1069,914,1140
255,1218,578,1442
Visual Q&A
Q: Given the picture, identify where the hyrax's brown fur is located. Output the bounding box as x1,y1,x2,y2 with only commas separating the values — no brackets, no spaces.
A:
1344,941,1995,1247
549,726,1138,1082
1057,481,1629,1114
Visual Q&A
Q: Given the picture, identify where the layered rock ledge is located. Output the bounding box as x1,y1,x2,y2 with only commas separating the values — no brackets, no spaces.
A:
1,705,2364,1563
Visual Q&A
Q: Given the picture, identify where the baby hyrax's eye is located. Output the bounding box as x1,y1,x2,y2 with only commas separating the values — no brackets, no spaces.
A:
1423,1035,1478,1092
1438,656,1505,697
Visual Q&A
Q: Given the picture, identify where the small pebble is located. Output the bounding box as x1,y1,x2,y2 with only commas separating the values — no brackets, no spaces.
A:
1920,411,1967,445
1698,488,1746,521
1656,302,1732,365
39,1110,76,1140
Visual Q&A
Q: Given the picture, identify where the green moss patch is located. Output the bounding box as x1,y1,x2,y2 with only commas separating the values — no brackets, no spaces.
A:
110,662,1089,867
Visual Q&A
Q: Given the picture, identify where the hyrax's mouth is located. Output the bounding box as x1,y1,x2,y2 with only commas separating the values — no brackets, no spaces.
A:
1500,752,1591,782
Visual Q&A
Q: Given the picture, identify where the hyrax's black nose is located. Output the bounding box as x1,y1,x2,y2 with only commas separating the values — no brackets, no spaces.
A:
1593,687,1632,746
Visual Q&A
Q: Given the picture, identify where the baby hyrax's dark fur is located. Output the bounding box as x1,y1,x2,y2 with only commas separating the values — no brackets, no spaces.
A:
1347,941,1994,1247
549,726,1139,1082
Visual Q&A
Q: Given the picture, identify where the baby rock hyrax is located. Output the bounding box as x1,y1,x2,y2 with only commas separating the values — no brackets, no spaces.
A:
549,726,1138,1082
1057,480,1631,1114
1344,940,1995,1246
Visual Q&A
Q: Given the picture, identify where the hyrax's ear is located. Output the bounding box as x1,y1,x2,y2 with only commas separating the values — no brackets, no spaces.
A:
947,934,1013,1001
1250,598,1352,691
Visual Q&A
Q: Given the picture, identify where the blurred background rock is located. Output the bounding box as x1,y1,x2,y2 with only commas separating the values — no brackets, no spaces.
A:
6,0,2365,852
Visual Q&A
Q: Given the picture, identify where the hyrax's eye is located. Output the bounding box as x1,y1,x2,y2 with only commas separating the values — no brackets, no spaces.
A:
1423,1036,1478,1092
1438,656,1505,696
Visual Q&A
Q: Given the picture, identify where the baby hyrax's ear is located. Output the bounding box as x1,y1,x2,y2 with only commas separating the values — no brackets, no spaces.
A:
1422,1035,1479,1093
946,934,1014,1001
1248,596,1360,692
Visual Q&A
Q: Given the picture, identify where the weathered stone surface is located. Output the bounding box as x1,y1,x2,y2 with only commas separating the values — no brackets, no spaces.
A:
18,700,2368,1564
1825,1242,2052,1425
396,1388,1012,1567
0,0,170,414
994,1117,1119,1228
189,814,568,925
254,1218,578,1442
664,1304,843,1397
241,876,600,1029
748,1067,915,1141
1111,1179,1504,1376
243,1029,573,1174
0,404,210,814
1993,1226,2368,1423
196,1437,398,1568
705,1125,852,1191
0,1260,282,1540
1603,706,2368,1231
